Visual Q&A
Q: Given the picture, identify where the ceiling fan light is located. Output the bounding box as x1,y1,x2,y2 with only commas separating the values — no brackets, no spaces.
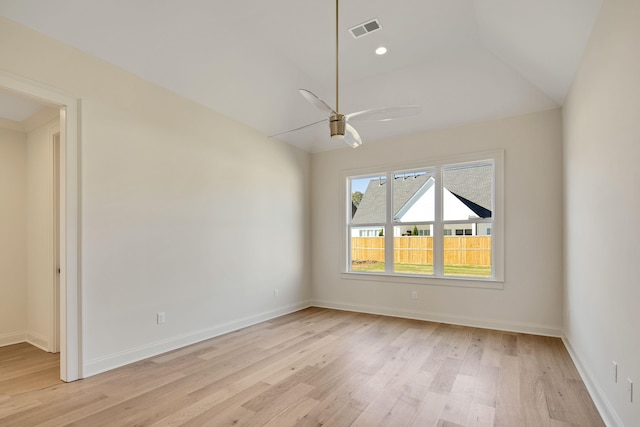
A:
329,113,346,139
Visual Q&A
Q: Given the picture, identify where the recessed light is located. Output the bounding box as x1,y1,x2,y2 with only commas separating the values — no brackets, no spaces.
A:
375,46,387,55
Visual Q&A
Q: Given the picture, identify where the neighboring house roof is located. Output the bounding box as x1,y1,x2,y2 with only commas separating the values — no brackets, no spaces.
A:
352,174,430,224
352,166,492,224
449,193,491,218
443,165,493,216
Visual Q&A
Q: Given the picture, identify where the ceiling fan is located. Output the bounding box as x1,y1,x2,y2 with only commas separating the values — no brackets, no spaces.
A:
271,0,421,148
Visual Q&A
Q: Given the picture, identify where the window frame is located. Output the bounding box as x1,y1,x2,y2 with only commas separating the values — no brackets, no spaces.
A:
342,150,504,288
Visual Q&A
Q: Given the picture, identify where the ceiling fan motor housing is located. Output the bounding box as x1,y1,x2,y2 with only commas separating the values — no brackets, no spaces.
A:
330,114,346,139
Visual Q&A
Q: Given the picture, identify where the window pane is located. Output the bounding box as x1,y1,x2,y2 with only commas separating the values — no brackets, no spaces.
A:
443,164,493,221
393,171,434,223
444,223,491,278
351,176,386,224
393,224,433,275
351,227,384,272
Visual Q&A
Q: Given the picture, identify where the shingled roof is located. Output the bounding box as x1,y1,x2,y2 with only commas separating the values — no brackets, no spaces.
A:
443,164,493,217
352,165,492,224
352,174,431,224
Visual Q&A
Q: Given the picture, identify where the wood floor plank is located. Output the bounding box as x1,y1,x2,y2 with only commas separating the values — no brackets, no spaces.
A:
243,366,317,412
0,396,41,418
261,396,320,427
147,384,247,426
35,395,126,427
308,371,374,426
175,381,270,427
451,374,476,400
440,395,473,426
431,357,464,394
466,402,495,427
500,333,519,357
0,364,61,396
241,382,315,427
0,308,606,426
0,343,60,392
437,421,466,427
518,352,553,427
410,391,448,427
378,392,423,426
480,329,503,368
495,354,523,427
460,329,486,376
338,382,395,427
473,364,499,407
0,391,108,427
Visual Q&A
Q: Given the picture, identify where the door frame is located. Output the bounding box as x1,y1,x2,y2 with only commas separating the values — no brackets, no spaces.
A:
0,70,82,382
52,131,61,354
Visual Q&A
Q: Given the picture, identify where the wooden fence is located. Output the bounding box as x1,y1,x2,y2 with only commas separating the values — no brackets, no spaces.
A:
351,236,491,266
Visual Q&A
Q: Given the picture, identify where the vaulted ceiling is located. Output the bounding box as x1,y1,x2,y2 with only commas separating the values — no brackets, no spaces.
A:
0,0,602,152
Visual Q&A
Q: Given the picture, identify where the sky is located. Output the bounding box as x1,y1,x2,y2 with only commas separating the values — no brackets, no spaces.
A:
351,176,385,195
351,172,426,195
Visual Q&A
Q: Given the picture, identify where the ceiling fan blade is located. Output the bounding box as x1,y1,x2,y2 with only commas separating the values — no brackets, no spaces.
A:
346,105,421,122
268,118,327,138
299,89,336,116
343,123,362,148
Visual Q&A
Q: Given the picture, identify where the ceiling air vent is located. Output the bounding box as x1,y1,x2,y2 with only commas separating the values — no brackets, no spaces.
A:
349,18,381,39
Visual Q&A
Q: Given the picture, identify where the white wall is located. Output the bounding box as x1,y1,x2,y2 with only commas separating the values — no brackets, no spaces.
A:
0,126,27,346
0,17,311,376
26,117,59,351
563,0,640,425
311,109,564,335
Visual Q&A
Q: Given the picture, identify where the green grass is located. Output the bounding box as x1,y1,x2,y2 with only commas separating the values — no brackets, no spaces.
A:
351,262,491,278
351,261,386,272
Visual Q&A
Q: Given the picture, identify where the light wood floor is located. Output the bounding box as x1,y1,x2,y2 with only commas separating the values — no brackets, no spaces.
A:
0,342,61,396
0,308,604,426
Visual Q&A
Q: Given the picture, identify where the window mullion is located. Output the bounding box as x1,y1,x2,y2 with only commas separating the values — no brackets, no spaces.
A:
346,178,352,272
433,166,444,276
384,172,394,273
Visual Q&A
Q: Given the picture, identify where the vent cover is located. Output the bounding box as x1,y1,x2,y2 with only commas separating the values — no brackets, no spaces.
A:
349,18,381,39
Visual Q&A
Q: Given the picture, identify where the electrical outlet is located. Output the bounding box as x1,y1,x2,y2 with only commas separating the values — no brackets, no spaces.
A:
274,289,279,297
628,378,634,403
157,312,165,324
612,361,618,383
411,291,418,300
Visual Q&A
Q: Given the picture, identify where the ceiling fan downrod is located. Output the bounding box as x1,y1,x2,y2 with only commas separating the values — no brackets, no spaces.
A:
335,0,339,115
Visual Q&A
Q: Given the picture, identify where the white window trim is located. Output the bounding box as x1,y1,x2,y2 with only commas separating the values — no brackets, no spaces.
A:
342,150,504,289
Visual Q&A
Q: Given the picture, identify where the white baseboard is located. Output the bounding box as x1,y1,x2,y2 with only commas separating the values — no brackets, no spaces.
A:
562,336,622,427
83,301,312,378
82,299,562,378
311,299,562,337
0,332,26,348
26,332,50,352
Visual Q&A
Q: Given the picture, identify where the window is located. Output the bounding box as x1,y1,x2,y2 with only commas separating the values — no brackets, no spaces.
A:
346,151,503,283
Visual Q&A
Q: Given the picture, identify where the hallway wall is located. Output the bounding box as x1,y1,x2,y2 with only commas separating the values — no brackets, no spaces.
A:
25,117,59,350
0,125,27,346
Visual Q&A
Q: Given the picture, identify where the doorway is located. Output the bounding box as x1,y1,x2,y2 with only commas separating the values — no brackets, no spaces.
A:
0,71,81,382
24,113,61,356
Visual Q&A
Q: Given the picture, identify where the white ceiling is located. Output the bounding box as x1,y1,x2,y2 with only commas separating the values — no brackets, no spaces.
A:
0,90,46,122
0,0,602,152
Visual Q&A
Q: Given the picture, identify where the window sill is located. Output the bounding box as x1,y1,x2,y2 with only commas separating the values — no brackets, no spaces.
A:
340,271,504,290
